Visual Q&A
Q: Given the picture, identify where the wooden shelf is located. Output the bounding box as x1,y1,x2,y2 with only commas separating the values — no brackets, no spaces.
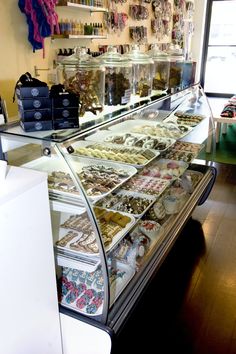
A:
57,2,108,12
52,34,108,39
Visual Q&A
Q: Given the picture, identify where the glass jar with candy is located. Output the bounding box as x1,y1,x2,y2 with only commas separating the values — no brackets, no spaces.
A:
97,45,133,106
57,47,105,116
123,45,154,98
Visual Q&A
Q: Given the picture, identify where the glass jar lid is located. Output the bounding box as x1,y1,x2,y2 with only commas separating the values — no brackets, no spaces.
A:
59,47,102,68
98,45,132,67
167,44,184,61
124,45,154,65
147,44,169,60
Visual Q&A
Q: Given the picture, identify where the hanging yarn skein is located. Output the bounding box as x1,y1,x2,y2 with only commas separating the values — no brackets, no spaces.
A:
18,0,60,57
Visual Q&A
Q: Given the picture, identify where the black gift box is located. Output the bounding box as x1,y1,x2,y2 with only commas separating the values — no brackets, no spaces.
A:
52,107,79,120
18,108,52,122
18,97,51,110
53,118,79,130
16,86,49,99
51,94,78,108
20,120,53,132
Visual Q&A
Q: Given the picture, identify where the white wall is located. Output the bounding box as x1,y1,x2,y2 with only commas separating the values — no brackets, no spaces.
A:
0,0,206,120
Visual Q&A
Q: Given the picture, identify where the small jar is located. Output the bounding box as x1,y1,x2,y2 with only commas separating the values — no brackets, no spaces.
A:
124,45,154,97
167,44,185,92
147,44,170,92
97,46,132,106
57,47,105,116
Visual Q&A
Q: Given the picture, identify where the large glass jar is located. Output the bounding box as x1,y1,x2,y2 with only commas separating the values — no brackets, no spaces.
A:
167,45,185,92
57,47,105,116
97,46,132,106
124,45,154,98
182,60,197,89
147,44,170,92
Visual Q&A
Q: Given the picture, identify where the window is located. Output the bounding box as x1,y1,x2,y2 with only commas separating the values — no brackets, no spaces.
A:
201,0,236,96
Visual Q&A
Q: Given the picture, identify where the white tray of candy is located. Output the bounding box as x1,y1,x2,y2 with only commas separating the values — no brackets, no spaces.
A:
121,175,170,196
161,149,196,163
51,211,100,258
107,118,192,139
170,141,205,154
85,130,176,152
23,155,83,200
93,207,136,253
53,207,136,255
164,110,205,127
138,158,189,180
74,157,137,201
71,140,159,168
59,260,135,317
94,189,157,218
23,155,137,202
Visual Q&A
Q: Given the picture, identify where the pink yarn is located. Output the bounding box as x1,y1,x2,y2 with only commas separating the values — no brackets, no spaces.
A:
23,0,60,58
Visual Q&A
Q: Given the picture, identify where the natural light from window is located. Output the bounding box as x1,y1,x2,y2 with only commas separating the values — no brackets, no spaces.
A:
204,0,236,95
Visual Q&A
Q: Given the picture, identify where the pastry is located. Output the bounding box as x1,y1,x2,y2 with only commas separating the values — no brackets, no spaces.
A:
139,220,161,240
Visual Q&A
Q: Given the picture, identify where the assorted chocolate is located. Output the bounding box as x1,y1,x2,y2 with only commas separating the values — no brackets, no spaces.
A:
139,159,188,180
58,213,98,254
95,191,155,216
131,122,190,139
122,175,169,195
48,171,79,194
56,208,132,254
174,110,204,126
102,133,174,151
105,72,131,106
171,141,203,153
75,143,156,165
77,165,130,197
162,150,195,163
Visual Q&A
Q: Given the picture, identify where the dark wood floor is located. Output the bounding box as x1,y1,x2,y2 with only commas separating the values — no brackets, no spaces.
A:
111,162,236,354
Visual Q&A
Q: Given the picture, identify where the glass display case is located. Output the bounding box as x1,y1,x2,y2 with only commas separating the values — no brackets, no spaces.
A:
0,84,216,339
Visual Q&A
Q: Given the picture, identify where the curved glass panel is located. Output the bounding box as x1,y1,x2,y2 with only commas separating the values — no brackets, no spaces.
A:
0,84,215,329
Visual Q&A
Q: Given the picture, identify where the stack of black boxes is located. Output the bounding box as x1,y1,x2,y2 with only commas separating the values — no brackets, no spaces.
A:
51,91,79,130
16,80,79,132
16,85,53,132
